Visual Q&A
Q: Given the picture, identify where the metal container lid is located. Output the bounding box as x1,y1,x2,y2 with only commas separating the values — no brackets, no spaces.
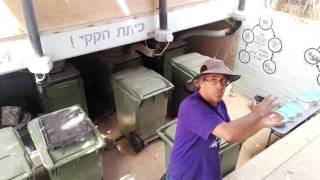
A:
157,119,229,148
37,106,93,149
39,63,80,87
27,105,105,168
112,66,174,101
171,53,210,77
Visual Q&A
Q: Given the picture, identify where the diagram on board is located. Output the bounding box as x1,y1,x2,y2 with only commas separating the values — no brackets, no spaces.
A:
304,47,320,85
239,15,282,74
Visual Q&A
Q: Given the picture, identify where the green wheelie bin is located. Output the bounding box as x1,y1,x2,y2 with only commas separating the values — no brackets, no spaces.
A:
111,66,174,153
162,41,186,117
27,105,105,180
169,53,210,116
0,127,34,180
157,119,242,177
37,63,88,114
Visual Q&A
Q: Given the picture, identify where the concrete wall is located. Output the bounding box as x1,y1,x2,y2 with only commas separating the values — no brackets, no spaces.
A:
233,0,320,103
182,20,240,70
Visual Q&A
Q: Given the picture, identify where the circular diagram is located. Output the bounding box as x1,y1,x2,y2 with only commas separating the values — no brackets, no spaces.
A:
268,37,282,53
304,48,320,65
239,15,282,74
242,29,254,43
239,50,250,63
263,60,276,74
259,16,273,30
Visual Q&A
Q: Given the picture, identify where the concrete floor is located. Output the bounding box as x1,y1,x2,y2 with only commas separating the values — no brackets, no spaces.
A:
97,114,167,180
30,92,281,180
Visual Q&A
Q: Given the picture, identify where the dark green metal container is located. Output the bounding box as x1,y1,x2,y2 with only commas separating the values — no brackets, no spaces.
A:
37,63,88,114
111,66,174,152
169,53,209,115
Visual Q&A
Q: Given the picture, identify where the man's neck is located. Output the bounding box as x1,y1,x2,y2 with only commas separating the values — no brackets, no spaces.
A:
198,90,218,107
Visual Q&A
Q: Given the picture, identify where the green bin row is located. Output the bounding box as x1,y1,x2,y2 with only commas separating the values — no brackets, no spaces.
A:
110,52,211,153
0,51,220,179
0,106,105,180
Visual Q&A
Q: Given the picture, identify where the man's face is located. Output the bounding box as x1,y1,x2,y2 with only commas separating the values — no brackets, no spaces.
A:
200,74,229,102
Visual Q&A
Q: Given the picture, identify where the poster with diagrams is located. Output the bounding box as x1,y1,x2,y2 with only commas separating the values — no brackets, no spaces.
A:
239,15,282,74
304,47,320,85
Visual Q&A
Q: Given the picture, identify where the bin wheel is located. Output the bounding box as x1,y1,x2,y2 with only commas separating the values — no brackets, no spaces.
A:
129,132,144,153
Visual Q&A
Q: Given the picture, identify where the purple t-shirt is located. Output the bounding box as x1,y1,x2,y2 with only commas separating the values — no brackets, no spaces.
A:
169,91,230,180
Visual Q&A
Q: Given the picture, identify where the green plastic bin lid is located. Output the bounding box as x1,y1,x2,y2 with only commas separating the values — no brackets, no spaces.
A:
39,63,80,87
158,120,177,142
37,106,94,149
219,139,228,150
27,106,105,169
112,66,174,100
157,119,228,147
171,53,210,77
0,127,33,180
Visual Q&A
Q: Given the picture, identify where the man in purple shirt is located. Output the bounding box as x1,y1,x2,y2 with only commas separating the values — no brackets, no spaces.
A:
168,59,283,180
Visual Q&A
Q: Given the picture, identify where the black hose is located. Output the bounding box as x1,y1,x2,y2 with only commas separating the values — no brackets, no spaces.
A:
159,0,168,30
21,0,43,56
238,0,246,11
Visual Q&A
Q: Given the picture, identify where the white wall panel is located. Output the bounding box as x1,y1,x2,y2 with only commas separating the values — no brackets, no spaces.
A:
233,0,320,103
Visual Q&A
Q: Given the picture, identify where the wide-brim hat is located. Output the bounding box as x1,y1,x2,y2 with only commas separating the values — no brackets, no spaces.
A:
185,58,241,92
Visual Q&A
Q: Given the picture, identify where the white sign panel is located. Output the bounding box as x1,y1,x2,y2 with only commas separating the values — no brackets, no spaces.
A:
0,0,237,75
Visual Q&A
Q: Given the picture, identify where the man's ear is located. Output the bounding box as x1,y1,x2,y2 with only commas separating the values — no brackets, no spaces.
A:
184,79,194,94
199,79,205,89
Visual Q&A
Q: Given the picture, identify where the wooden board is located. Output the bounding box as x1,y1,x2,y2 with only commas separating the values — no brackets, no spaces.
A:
1,0,206,37
224,113,320,180
264,135,320,180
